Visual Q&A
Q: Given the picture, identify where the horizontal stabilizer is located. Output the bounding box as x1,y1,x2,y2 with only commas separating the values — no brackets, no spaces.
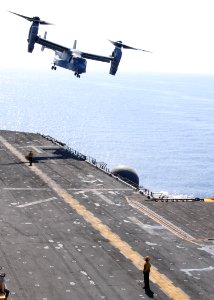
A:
41,31,47,51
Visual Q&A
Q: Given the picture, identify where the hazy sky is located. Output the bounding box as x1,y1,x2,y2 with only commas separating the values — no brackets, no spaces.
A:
1,0,214,74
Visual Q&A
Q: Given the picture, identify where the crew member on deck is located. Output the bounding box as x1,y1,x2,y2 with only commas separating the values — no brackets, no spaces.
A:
28,150,34,166
0,272,10,299
143,256,151,291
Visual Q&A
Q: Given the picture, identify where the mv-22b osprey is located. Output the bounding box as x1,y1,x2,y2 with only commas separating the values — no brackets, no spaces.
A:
9,11,151,78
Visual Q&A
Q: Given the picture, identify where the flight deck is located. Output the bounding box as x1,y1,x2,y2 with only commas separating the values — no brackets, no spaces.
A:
0,130,213,300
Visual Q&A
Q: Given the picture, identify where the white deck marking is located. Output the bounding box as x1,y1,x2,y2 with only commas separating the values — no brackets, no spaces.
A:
93,190,114,205
49,159,58,165
128,216,164,235
181,266,214,279
3,188,50,191
18,197,57,208
67,188,131,191
74,191,88,199
30,146,43,154
198,245,214,255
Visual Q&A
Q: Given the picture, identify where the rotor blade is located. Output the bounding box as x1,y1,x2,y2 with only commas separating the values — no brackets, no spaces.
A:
8,11,33,22
39,20,53,25
108,40,123,48
120,43,151,52
109,39,152,52
8,11,53,25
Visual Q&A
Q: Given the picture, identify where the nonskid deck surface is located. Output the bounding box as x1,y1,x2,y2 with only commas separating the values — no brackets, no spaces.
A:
0,130,213,300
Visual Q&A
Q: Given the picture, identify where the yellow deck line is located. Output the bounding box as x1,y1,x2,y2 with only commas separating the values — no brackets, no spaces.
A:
204,198,214,202
0,135,190,300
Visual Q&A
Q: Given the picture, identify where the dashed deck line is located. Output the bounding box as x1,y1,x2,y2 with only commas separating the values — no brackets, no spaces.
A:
0,135,190,300
17,197,57,207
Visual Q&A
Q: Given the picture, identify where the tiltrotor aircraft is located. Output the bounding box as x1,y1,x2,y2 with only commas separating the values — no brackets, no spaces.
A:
9,11,151,78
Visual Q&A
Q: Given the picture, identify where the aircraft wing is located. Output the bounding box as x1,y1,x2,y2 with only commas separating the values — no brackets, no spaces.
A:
36,37,69,52
80,52,113,63
37,37,113,63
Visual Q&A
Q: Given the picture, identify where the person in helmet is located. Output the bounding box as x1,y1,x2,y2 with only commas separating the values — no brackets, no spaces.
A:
143,256,151,291
0,272,10,299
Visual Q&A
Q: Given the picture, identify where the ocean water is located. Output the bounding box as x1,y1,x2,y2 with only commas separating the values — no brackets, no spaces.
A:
0,68,214,198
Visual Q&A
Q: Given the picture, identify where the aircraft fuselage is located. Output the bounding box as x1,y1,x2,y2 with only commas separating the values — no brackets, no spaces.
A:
54,51,87,75
54,57,87,74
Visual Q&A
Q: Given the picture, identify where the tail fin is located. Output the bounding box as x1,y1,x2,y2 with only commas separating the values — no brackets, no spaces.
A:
73,40,77,49
41,31,47,51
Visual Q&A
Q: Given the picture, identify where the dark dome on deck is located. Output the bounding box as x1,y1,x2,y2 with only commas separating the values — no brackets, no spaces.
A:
111,165,139,187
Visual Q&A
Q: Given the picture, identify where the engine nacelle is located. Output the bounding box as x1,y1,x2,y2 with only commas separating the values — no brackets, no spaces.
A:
109,47,122,75
27,21,39,53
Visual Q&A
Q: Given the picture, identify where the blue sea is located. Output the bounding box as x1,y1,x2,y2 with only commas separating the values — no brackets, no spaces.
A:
0,68,214,198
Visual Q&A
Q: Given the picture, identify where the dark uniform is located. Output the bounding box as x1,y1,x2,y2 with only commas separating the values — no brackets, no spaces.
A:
28,150,34,166
143,256,151,291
